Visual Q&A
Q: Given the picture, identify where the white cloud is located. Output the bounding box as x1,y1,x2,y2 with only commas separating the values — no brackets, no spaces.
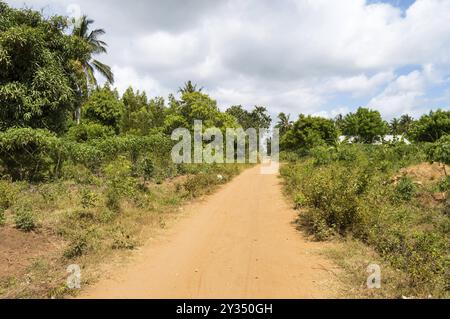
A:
368,70,426,118
6,0,450,118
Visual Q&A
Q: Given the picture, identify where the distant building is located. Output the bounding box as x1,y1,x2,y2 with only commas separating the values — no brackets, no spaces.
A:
338,135,411,145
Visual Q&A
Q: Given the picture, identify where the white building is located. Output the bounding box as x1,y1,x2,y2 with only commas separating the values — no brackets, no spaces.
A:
338,135,411,145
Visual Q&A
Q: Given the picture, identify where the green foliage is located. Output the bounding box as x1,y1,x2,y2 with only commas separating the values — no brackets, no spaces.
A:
275,113,293,137
138,157,155,182
281,114,338,152
65,122,114,143
64,236,88,259
80,188,98,209
437,177,450,192
0,4,88,133
395,177,416,201
410,109,450,142
120,87,165,135
427,135,450,175
0,128,62,181
310,146,336,166
14,205,36,232
282,143,449,297
341,107,389,143
390,114,415,135
83,85,124,133
0,179,19,209
103,157,134,212
163,114,189,134
226,105,272,130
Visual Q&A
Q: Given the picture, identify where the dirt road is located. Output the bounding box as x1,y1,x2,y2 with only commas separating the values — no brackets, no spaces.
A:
81,165,339,299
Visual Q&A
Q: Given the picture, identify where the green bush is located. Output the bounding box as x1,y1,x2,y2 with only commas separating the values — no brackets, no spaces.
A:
138,157,155,182
310,146,336,166
395,177,416,201
80,188,98,209
65,122,115,143
14,206,36,232
281,145,449,296
0,179,19,209
183,173,217,198
427,135,450,176
437,177,450,192
103,157,135,212
0,128,62,181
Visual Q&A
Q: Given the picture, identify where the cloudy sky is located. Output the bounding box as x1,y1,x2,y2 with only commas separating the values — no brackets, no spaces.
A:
6,0,450,119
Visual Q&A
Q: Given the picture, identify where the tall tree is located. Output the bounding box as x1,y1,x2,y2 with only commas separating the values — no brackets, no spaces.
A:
281,115,338,152
275,113,293,137
71,15,114,124
226,105,271,130
390,118,401,135
0,2,85,133
409,109,450,142
83,84,123,133
398,114,415,135
341,107,389,143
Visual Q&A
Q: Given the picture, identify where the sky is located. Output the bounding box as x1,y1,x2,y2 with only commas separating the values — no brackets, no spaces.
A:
6,0,450,120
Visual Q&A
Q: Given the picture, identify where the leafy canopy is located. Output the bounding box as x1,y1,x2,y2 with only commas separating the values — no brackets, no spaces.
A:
341,107,389,143
0,2,90,133
409,109,450,142
281,114,339,152
82,84,124,133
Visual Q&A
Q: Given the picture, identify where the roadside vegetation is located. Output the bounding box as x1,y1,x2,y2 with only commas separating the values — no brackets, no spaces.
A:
0,3,268,298
279,108,449,298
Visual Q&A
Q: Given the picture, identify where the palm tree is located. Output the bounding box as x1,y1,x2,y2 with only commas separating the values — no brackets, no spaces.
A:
399,114,414,135
276,112,293,136
390,118,400,135
72,15,114,124
178,81,203,94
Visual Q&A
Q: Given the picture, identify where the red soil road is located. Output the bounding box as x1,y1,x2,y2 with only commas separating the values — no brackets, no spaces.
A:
80,165,339,299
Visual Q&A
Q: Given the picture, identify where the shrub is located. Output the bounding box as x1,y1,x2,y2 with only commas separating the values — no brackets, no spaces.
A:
309,146,336,166
138,157,155,182
64,236,88,259
80,188,98,209
293,192,307,209
293,165,364,236
281,146,450,297
0,179,19,209
64,142,104,171
0,128,62,181
437,177,450,192
183,173,218,198
395,177,416,201
14,206,36,231
427,135,450,176
103,157,135,212
65,122,115,143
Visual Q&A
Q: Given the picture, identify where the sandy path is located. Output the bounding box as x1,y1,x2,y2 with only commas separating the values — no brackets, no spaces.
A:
81,165,339,299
